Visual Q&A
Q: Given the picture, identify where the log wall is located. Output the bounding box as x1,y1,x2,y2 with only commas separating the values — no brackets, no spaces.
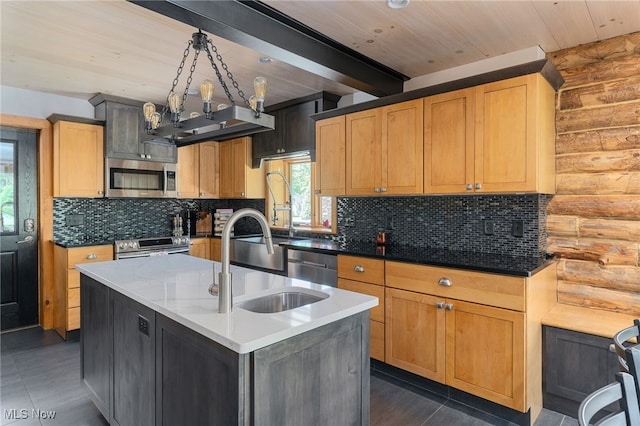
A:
547,32,640,315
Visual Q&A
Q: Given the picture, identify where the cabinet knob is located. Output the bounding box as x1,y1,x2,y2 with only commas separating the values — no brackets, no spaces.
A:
86,253,97,260
466,184,473,191
438,277,452,287
314,190,321,195
475,183,482,190
436,301,445,309
98,190,104,195
374,187,380,193
241,192,245,197
445,303,453,311
200,192,204,197
354,265,364,273
381,187,387,193
140,154,146,159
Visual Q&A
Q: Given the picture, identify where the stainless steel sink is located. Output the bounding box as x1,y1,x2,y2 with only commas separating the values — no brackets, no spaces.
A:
236,289,328,314
230,236,310,274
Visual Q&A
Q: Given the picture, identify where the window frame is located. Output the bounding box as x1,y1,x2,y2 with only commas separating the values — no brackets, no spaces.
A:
265,157,336,235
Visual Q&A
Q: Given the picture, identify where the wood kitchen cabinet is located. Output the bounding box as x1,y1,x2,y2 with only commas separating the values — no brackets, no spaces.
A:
52,120,104,197
346,99,423,196
385,261,556,420
210,238,222,262
219,137,265,199
424,74,555,194
252,92,340,167
315,115,346,196
337,255,385,361
90,94,177,163
177,142,219,198
54,244,112,339
189,237,211,260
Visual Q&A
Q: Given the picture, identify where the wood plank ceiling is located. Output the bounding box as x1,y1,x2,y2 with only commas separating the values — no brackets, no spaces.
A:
1,0,639,110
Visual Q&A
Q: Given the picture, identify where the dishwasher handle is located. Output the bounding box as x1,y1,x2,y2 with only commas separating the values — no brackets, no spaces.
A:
288,258,327,269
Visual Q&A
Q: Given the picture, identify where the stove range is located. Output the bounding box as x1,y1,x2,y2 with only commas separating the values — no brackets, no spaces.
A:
114,236,190,259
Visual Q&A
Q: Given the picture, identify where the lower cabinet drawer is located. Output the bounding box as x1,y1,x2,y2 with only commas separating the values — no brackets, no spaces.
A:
68,288,80,308
338,278,384,322
370,320,385,362
68,307,80,330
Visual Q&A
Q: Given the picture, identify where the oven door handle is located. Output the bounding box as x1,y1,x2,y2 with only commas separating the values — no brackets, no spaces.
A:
117,252,152,259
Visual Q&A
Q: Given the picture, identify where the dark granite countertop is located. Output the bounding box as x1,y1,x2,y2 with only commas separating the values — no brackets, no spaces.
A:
283,239,552,277
54,240,114,249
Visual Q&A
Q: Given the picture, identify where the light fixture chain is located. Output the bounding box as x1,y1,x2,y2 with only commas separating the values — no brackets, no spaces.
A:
203,41,235,106
163,40,193,117
206,39,250,107
181,49,199,113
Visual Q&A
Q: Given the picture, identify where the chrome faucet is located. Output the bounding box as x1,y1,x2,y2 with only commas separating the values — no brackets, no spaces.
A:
266,171,295,238
216,209,274,313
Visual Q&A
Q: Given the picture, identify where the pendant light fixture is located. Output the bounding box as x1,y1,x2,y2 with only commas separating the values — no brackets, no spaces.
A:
142,30,274,147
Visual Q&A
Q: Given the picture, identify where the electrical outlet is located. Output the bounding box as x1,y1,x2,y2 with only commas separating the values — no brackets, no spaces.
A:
138,315,150,336
511,220,524,237
65,214,84,226
483,219,495,235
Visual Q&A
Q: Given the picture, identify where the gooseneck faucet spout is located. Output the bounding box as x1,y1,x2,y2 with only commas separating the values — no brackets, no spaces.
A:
218,209,274,313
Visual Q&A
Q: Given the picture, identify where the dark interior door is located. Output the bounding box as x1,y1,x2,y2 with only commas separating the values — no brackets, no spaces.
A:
1,127,38,330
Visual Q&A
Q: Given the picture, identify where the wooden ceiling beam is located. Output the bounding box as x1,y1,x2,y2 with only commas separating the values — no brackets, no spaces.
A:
128,0,408,97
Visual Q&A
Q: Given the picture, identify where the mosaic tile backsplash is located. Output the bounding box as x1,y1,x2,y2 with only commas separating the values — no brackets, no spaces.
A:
334,194,550,258
54,194,548,257
53,198,265,246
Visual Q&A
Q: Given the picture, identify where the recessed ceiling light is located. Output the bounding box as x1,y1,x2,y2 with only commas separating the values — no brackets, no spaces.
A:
387,0,409,9
259,57,274,63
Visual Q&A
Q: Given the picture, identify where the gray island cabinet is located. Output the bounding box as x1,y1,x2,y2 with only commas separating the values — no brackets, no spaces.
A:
77,255,375,426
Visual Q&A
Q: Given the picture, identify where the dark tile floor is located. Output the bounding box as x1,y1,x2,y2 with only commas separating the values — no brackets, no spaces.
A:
1,326,578,426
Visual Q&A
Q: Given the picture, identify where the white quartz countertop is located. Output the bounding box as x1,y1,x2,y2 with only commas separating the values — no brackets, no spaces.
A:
76,255,378,354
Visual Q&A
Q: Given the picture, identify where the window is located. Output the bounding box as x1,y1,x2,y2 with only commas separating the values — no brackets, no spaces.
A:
265,158,335,233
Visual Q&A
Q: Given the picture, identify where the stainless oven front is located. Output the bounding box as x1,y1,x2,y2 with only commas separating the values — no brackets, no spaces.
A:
114,236,190,260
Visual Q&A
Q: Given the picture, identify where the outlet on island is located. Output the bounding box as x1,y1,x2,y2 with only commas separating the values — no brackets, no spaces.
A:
483,219,495,235
511,220,524,237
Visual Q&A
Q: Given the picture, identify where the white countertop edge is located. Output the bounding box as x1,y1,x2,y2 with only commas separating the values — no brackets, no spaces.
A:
76,256,378,354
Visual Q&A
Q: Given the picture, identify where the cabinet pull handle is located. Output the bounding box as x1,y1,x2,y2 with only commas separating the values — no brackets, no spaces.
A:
354,265,364,273
438,277,452,287
475,183,482,190
86,253,97,260
445,303,453,311
436,301,445,309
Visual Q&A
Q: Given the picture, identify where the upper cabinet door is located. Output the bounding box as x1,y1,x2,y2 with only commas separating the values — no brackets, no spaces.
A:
283,101,316,154
53,121,104,197
474,74,555,193
176,144,199,199
381,99,423,195
424,88,475,194
315,116,345,196
198,142,219,198
345,108,382,195
105,102,144,160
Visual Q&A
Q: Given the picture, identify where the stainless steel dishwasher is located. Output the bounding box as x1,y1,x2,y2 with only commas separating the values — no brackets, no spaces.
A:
287,249,337,286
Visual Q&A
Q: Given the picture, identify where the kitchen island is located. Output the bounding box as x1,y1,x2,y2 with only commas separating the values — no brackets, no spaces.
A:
76,254,377,426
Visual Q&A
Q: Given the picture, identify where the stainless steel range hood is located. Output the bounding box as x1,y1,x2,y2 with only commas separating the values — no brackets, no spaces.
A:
144,105,275,147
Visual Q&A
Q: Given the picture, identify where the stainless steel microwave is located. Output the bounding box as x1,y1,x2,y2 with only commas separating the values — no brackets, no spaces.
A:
105,158,177,198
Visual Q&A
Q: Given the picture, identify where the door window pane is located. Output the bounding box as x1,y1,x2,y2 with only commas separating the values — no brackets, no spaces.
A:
0,142,15,233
